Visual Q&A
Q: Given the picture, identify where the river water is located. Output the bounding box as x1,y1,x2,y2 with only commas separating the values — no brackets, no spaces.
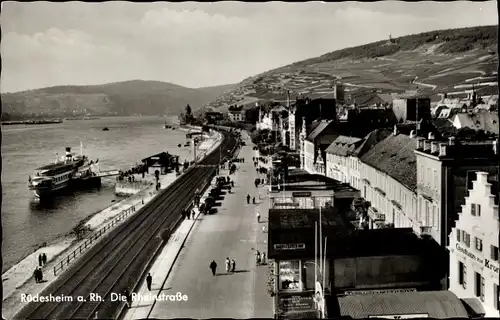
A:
1,116,196,273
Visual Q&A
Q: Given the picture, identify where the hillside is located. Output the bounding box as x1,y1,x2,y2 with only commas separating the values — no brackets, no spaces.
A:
206,25,498,109
1,80,236,120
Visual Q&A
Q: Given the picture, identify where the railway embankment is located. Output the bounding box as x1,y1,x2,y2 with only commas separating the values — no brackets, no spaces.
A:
1,130,223,320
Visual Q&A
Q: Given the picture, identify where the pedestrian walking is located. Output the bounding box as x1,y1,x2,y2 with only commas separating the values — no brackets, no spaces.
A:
210,260,217,276
253,197,256,204
231,259,236,273
33,267,39,283
42,253,47,265
191,210,196,219
38,267,43,282
231,181,234,187
262,252,266,265
146,273,152,291
257,212,261,223
247,194,250,204
257,252,261,265
225,257,231,273
256,251,261,265
38,254,43,267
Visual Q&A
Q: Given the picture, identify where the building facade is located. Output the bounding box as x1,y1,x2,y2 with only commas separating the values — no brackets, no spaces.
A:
392,97,432,122
414,138,499,248
228,105,246,122
302,120,338,175
448,171,499,317
325,136,362,184
359,128,423,232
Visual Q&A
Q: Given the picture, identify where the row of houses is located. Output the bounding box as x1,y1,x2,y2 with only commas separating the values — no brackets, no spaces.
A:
266,168,499,318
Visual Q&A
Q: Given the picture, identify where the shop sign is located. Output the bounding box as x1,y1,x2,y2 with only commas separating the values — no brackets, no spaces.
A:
275,243,306,250
344,288,416,296
274,202,300,207
279,295,315,313
368,314,428,319
455,243,499,274
292,191,312,198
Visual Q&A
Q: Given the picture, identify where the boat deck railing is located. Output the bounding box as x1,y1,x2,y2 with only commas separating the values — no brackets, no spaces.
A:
53,204,137,276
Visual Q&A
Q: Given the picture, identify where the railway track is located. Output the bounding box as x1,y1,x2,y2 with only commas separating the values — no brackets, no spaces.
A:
15,129,238,320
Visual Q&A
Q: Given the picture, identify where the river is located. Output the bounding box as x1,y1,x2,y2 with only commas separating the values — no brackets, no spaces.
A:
1,116,196,272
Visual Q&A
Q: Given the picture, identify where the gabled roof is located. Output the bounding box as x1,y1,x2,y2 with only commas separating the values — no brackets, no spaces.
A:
353,128,392,157
326,136,363,156
360,133,417,191
306,120,333,142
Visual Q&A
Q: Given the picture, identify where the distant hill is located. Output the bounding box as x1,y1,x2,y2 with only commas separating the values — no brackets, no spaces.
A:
207,25,498,110
1,80,237,120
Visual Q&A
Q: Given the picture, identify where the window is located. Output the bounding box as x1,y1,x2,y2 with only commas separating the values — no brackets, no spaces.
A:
425,201,430,226
279,260,301,291
426,168,431,186
459,262,467,289
471,203,481,216
420,164,424,182
475,272,485,301
433,170,438,190
463,231,471,247
475,237,483,252
495,284,499,311
491,245,499,261
456,229,461,242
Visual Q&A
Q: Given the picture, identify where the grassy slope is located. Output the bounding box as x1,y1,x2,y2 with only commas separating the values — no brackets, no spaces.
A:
209,25,498,108
1,80,237,118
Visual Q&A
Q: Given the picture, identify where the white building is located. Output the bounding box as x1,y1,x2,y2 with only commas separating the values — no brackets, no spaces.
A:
359,127,423,231
256,107,274,131
448,171,499,317
302,120,336,175
325,136,362,184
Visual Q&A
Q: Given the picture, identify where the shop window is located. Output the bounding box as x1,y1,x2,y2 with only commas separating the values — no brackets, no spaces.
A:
279,260,301,291
463,232,471,248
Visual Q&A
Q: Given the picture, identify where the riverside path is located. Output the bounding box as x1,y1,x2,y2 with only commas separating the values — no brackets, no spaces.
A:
13,129,238,320
128,131,273,319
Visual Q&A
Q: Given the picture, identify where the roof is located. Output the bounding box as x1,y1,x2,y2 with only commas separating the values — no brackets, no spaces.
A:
306,120,333,142
141,152,171,162
454,112,499,134
353,128,393,158
360,133,417,191
337,291,469,319
325,135,362,156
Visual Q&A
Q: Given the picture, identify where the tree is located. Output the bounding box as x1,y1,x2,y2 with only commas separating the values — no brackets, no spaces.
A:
186,104,192,116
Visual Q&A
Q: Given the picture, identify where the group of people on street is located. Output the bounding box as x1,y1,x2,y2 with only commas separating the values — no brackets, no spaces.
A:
209,258,236,276
33,253,48,283
33,267,44,283
38,253,47,266
182,209,196,220
255,250,266,265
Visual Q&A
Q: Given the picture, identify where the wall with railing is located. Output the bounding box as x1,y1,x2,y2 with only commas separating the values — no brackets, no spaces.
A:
53,205,136,276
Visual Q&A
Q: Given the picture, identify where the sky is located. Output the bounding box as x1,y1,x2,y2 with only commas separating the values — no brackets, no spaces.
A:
1,1,498,93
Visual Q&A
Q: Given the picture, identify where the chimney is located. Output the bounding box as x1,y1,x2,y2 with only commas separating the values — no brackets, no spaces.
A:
423,140,431,151
431,141,439,154
409,130,416,139
428,132,435,140
493,140,498,155
439,143,447,156
393,125,398,136
448,137,455,146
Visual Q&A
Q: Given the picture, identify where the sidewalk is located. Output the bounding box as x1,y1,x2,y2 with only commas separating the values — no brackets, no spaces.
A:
2,131,222,320
122,131,273,319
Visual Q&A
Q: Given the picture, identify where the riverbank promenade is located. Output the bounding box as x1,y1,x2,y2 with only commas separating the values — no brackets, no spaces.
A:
122,131,273,319
2,130,222,320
